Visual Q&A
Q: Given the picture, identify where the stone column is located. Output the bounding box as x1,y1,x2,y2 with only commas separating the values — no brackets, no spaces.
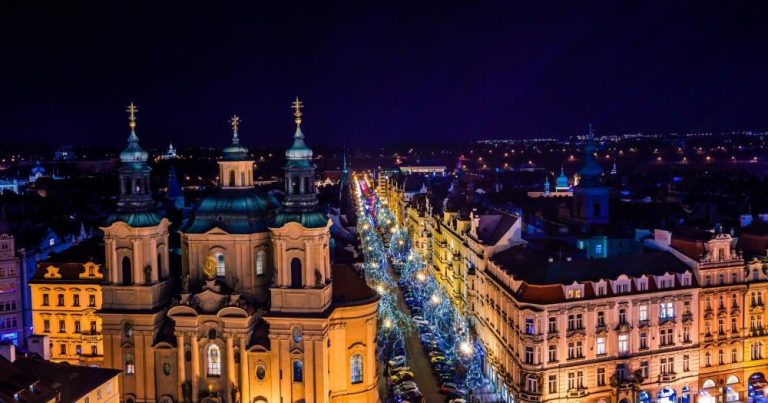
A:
239,335,248,400
176,332,186,400
162,237,170,279
191,333,200,403
131,238,141,286
150,238,158,283
226,335,236,396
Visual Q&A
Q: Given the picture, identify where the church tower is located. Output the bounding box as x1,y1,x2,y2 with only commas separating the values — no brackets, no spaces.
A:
218,115,255,188
269,98,332,313
572,124,609,225
99,103,173,403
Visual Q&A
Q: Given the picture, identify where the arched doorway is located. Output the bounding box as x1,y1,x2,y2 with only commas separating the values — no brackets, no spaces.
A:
122,256,132,285
290,258,302,288
749,373,767,399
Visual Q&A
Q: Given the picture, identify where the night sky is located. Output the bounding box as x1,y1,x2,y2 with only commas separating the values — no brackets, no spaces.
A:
2,1,768,149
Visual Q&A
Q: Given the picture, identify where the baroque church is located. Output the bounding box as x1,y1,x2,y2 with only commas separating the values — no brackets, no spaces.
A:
98,101,379,403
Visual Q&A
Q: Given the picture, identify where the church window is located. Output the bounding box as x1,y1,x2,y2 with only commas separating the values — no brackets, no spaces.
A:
124,322,133,338
292,326,302,343
290,258,302,288
350,354,363,384
256,250,266,276
256,365,266,381
122,256,132,285
162,362,172,376
216,253,225,277
207,344,221,376
293,359,303,382
125,354,135,374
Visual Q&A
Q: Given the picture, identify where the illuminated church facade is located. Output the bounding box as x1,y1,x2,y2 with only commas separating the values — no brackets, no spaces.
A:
98,101,379,403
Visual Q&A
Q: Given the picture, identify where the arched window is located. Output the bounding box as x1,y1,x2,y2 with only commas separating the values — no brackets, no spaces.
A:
256,250,266,276
207,344,221,376
350,354,363,384
124,323,133,338
122,256,132,285
216,253,225,277
228,170,236,187
125,354,135,374
290,258,302,288
292,359,303,382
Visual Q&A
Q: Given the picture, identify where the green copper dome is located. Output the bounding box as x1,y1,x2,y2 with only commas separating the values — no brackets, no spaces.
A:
120,130,149,163
181,189,281,234
285,126,313,168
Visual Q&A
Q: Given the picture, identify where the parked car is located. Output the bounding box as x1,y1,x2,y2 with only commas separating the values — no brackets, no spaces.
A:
388,355,406,368
430,355,447,364
389,370,415,384
439,382,467,396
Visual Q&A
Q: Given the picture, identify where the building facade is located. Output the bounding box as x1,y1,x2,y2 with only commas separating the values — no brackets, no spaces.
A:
96,103,379,403
0,230,23,345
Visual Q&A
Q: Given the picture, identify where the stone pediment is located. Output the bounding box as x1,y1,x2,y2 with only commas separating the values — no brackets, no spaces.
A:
195,289,228,313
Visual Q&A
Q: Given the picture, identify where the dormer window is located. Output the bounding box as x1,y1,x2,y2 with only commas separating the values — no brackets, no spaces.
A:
565,283,584,300
636,278,648,291
680,272,692,287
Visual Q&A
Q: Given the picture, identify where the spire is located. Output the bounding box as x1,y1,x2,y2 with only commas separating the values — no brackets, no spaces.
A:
578,123,603,187
120,102,148,163
222,114,248,161
285,97,313,166
292,96,304,126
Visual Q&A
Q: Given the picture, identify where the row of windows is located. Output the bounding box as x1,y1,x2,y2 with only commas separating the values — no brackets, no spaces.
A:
526,302,689,335
41,293,96,307
0,285,16,294
55,343,98,356
0,300,17,312
214,251,267,277
0,267,17,277
42,319,98,334
0,316,18,329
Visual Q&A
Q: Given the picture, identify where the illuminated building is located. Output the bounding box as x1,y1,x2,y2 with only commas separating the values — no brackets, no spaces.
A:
97,101,379,403
0,217,22,346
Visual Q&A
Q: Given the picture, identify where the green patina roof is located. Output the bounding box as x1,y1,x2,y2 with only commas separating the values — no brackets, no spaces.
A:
271,211,329,229
106,210,164,228
181,188,281,234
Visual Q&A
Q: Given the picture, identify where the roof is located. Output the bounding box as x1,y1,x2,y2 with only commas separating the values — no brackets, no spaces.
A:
181,188,281,234
12,356,120,402
492,246,689,285
271,210,329,229
476,212,518,245
672,226,716,242
106,210,164,228
39,238,104,265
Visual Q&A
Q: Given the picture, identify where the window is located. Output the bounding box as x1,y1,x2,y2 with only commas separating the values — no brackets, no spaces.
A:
595,244,603,255
125,354,135,374
640,361,649,378
752,342,764,360
548,317,557,333
525,318,535,335
618,308,627,324
719,349,725,365
256,250,266,276
683,326,691,342
206,344,221,376
526,375,538,393
57,294,64,306
640,332,648,349
660,301,675,320
73,294,80,307
548,345,557,362
76,345,81,355
754,269,760,281
293,360,304,382
660,328,674,346
215,253,226,277
567,341,583,359
525,346,534,364
74,320,81,333
43,319,50,333
639,305,648,321
660,357,674,375
89,295,96,307
597,311,605,327
568,372,575,390
732,348,738,363
567,287,582,299
59,344,66,355
58,320,65,333
719,274,725,285
350,354,363,384
548,374,557,393
91,345,97,356
90,321,97,333
567,314,583,330
42,294,49,306
706,276,712,286
705,352,712,366
683,355,690,371
618,334,629,354
597,368,605,386
596,337,606,355
124,323,133,338
718,318,725,334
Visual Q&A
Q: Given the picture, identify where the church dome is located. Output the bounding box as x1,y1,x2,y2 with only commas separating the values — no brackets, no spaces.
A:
285,126,314,166
120,130,149,163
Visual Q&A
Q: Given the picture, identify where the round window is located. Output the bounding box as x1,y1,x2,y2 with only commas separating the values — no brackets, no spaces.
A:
292,327,302,343
256,365,266,381
162,362,172,376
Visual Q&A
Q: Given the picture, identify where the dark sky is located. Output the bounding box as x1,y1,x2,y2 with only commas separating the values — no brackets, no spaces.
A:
2,1,768,149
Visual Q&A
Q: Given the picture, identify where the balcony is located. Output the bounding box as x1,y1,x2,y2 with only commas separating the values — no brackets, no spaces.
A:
567,388,588,398
614,322,632,333
638,319,650,329
659,316,676,325
750,328,768,337
660,373,677,382
682,313,693,323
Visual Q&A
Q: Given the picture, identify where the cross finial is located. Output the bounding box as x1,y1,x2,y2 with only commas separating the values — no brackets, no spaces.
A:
229,115,241,136
127,102,138,129
291,96,303,126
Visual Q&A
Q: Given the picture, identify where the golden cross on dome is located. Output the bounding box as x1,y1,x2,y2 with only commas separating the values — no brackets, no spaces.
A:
291,96,303,125
126,102,138,129
229,115,241,134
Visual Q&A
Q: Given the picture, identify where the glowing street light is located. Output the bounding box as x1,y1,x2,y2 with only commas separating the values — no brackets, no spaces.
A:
431,294,441,305
460,340,473,356
383,318,392,328
416,272,426,282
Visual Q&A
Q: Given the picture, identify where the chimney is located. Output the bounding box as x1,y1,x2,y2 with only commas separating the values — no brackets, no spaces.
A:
27,335,50,360
0,342,16,362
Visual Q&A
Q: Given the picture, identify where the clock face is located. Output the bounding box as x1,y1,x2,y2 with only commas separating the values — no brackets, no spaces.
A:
292,327,303,343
